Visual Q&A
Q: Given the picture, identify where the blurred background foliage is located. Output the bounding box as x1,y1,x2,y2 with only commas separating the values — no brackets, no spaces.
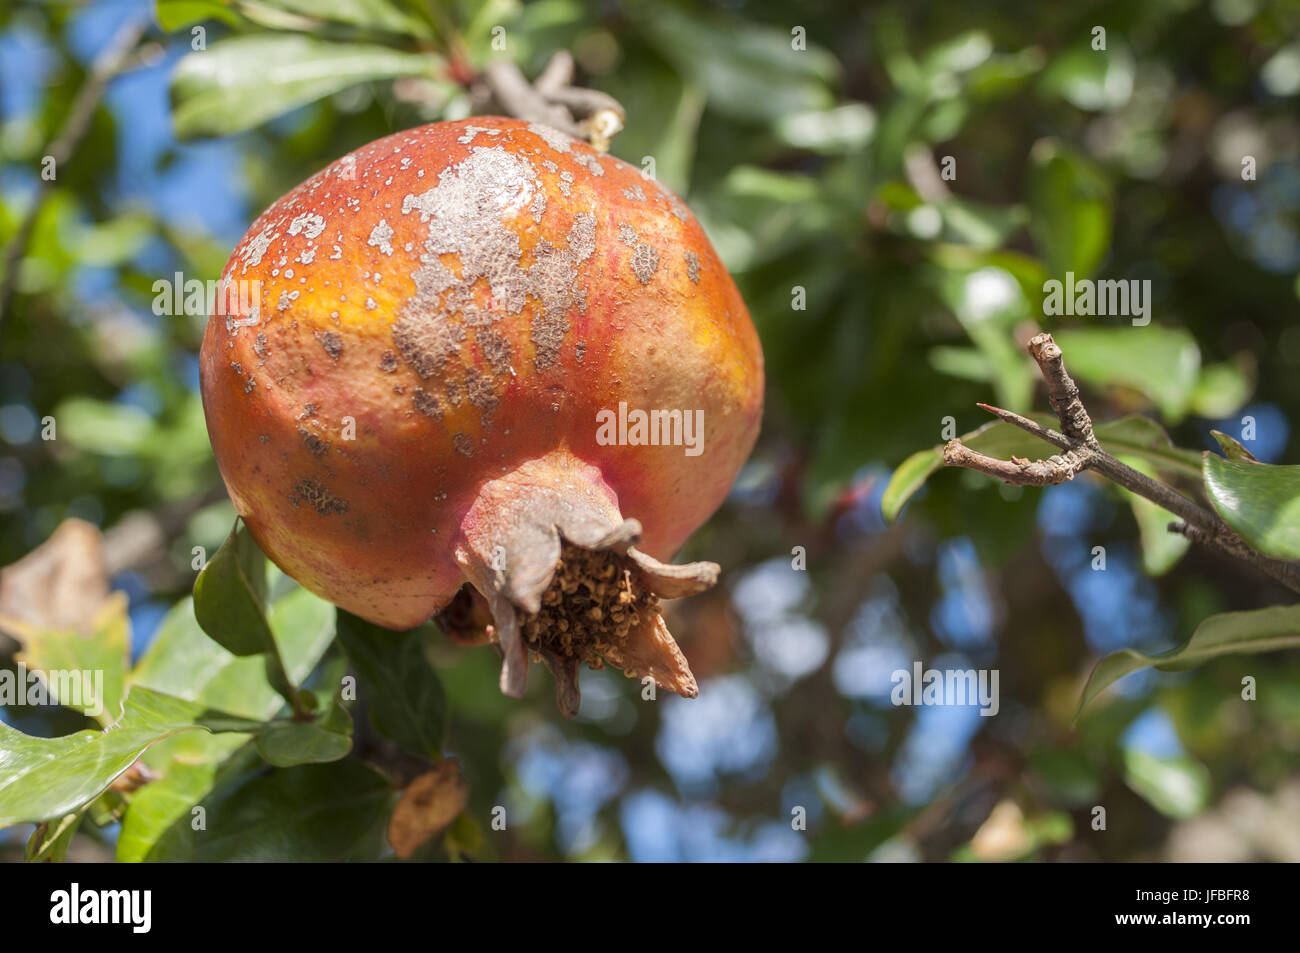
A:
3,0,1300,861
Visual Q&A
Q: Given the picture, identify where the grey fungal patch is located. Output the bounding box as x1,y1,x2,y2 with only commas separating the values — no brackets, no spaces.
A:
618,223,638,246
542,159,558,173
237,226,277,273
317,330,343,360
367,219,395,255
576,341,587,363
685,250,700,284
289,478,348,515
558,170,573,196
465,368,499,414
453,433,475,456
396,146,593,375
574,153,604,176
299,428,329,456
477,328,512,374
568,213,596,262
622,184,647,202
528,122,574,153
412,388,441,418
287,212,326,240
254,333,269,360
630,242,659,284
458,125,502,144
392,313,465,378
378,351,399,373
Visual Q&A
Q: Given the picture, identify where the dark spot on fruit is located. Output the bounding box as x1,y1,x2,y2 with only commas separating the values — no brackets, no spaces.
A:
289,477,348,515
299,428,329,456
378,351,399,373
413,388,441,418
317,330,343,360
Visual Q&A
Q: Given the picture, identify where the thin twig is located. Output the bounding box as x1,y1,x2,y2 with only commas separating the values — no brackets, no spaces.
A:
945,333,1300,595
0,19,151,330
473,52,626,152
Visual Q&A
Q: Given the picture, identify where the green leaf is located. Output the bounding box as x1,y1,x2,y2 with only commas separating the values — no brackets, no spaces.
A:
881,412,1199,522
170,35,434,138
1210,430,1259,463
1118,455,1189,576
143,759,397,861
1122,749,1209,820
193,520,302,710
1191,362,1253,418
132,589,334,723
1077,604,1300,718
0,688,210,827
335,611,447,758
26,812,82,862
247,0,432,37
1027,140,1111,281
1053,326,1201,423
254,694,353,767
193,520,271,657
116,746,259,863
1038,42,1135,112
603,55,705,196
1204,454,1300,559
13,593,130,727
155,0,242,31
633,5,838,123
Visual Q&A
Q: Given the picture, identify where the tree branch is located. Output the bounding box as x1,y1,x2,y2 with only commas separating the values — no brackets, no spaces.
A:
0,18,152,331
472,51,626,152
945,332,1300,595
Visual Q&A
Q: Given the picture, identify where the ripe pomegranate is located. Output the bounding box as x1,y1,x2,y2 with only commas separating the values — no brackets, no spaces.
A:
199,116,763,715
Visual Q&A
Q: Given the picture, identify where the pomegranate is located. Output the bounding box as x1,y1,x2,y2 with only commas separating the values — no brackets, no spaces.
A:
199,116,763,715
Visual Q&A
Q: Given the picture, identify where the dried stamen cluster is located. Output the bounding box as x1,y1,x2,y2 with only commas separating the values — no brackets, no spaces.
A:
520,542,659,667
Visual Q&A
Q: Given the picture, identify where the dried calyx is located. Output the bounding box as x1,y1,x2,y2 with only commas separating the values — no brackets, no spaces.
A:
450,450,716,717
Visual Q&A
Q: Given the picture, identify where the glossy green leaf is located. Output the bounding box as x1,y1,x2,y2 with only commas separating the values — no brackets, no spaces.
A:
1204,454,1300,559
170,35,433,138
335,611,447,758
1210,430,1259,463
0,688,209,827
143,759,397,861
1077,604,1300,717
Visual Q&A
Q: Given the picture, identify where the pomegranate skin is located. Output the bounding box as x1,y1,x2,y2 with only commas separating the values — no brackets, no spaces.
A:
200,116,763,637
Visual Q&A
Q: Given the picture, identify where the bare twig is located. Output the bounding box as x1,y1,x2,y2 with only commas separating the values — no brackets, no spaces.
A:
945,332,1300,595
0,19,151,330
472,52,626,152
